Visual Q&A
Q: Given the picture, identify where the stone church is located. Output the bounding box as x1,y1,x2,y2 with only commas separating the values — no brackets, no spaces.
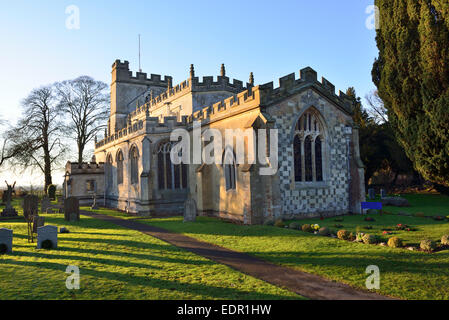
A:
64,59,365,224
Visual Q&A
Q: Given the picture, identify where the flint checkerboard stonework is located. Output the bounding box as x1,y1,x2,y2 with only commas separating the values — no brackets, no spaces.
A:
37,225,58,249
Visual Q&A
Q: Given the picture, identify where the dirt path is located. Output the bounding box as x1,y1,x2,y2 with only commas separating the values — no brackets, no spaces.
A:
81,211,393,300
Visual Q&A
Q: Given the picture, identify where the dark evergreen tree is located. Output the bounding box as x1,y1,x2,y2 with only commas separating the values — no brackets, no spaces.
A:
373,0,449,186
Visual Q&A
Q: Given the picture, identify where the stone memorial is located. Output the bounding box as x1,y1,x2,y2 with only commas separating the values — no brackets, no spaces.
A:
32,216,45,233
23,195,39,219
368,188,375,200
1,181,18,217
41,197,51,214
0,228,13,254
183,198,197,222
64,197,80,222
381,196,410,207
37,225,58,249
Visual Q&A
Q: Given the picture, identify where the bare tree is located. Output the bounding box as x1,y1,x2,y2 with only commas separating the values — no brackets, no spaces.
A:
365,90,388,124
56,76,109,163
5,86,66,191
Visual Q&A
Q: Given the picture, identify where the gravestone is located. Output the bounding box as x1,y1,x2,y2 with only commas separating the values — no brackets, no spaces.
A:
1,181,18,217
183,198,197,222
380,189,387,199
37,225,58,249
41,197,51,214
0,228,13,254
32,216,45,233
64,197,80,222
23,195,39,219
368,188,375,200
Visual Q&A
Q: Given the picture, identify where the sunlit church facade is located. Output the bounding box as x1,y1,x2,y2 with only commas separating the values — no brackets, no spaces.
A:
64,60,365,224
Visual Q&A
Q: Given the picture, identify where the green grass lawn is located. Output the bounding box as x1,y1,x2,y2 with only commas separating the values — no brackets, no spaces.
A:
86,194,449,300
0,202,301,300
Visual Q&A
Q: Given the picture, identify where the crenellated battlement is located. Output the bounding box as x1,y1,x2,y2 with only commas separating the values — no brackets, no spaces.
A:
257,67,354,113
112,59,172,87
66,161,105,175
127,74,247,121
188,86,260,123
95,115,188,150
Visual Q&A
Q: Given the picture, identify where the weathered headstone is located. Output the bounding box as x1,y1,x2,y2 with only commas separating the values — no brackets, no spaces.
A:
368,188,376,200
41,196,51,214
32,216,45,233
60,227,70,234
0,228,13,254
1,181,18,217
23,195,39,219
183,198,197,222
64,197,80,222
380,189,387,199
37,225,58,249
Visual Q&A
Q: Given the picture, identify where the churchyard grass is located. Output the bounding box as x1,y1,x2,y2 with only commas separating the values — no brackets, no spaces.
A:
87,194,449,300
0,201,301,300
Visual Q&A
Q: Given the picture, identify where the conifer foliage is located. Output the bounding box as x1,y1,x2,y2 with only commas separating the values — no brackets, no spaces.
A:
373,0,449,186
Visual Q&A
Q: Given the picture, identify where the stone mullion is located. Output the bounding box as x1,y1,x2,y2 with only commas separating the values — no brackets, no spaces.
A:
301,137,305,182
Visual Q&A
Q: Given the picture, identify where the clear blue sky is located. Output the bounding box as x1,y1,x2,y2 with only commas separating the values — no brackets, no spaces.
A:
0,0,378,186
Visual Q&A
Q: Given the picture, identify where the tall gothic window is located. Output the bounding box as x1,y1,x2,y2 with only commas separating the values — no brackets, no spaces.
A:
294,135,302,181
130,146,139,185
157,141,187,190
223,148,236,191
117,150,124,185
106,154,113,190
293,110,324,183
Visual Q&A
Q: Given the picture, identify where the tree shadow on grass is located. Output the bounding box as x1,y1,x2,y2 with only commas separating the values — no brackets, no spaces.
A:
247,250,449,277
0,259,299,300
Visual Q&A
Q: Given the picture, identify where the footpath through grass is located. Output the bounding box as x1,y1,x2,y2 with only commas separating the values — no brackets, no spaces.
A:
0,209,301,300
86,194,449,300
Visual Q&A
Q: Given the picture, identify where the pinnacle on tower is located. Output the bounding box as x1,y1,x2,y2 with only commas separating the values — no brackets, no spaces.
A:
249,72,254,86
220,64,226,77
190,64,195,78
167,77,172,90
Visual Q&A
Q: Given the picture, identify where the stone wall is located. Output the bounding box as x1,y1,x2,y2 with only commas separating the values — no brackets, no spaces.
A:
266,89,354,219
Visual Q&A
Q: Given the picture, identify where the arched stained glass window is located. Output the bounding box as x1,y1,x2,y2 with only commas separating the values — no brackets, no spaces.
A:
117,150,124,185
293,110,325,183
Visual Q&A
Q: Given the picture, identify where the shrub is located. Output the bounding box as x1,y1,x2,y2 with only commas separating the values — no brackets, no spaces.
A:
274,219,285,228
337,230,351,240
318,227,330,236
289,222,299,230
263,220,274,226
301,224,313,233
41,239,53,250
420,239,436,252
387,237,402,248
441,235,449,246
362,234,378,245
414,212,425,218
0,243,7,254
47,184,57,200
